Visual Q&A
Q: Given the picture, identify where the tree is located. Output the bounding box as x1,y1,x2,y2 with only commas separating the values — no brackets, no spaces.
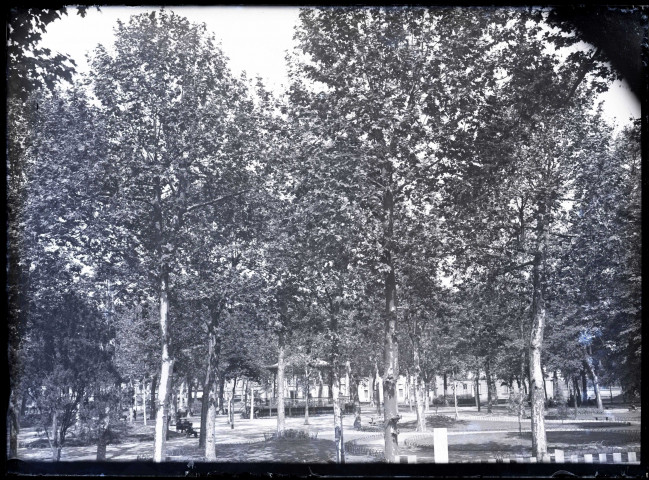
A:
89,10,257,461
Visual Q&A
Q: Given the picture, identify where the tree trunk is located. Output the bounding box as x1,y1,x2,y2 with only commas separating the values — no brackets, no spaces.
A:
276,335,286,435
230,378,236,429
204,382,217,461
581,370,588,404
199,324,216,448
187,377,193,415
218,375,226,415
383,277,399,462
129,381,136,423
542,365,548,402
452,375,459,421
150,375,158,421
332,360,345,464
584,353,603,410
405,369,413,412
412,336,426,432
352,374,362,430
486,359,493,413
51,410,61,461
8,390,19,458
369,363,375,407
374,362,381,414
572,378,579,419
317,370,324,405
96,405,110,461
443,373,448,404
475,370,481,412
153,271,175,463
424,378,430,413
529,251,548,460
142,378,147,426
304,365,310,425
250,382,254,420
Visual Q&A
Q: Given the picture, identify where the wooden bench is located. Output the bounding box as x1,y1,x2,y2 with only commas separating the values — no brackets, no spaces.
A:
176,419,192,433
594,411,616,421
185,424,198,437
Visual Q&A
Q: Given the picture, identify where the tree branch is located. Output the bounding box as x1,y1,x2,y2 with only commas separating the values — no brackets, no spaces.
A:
184,190,251,215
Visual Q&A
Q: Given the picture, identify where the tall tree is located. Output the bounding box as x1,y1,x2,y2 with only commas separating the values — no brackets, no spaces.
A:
89,10,256,461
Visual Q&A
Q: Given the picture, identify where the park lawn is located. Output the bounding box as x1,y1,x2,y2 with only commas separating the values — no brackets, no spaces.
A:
398,430,641,463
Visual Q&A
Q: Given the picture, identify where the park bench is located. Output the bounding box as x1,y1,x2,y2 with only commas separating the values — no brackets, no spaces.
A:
594,410,616,421
176,419,192,433
369,417,378,426
185,424,198,437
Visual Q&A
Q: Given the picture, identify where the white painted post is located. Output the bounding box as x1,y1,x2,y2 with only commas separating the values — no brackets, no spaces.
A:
554,449,564,463
433,428,449,463
613,452,622,463
407,455,417,464
599,453,607,463
529,457,537,463
628,452,637,463
584,454,593,463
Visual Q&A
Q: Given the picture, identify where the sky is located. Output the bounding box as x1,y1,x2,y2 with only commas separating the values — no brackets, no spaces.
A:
41,6,640,125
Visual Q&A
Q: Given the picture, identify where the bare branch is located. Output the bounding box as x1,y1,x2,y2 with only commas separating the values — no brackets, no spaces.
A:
184,189,251,215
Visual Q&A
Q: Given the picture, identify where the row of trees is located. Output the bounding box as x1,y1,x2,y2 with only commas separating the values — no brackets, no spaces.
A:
7,7,641,463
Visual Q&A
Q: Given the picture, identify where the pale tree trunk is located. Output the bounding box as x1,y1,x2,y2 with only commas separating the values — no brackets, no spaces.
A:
345,361,351,399
405,369,413,412
317,370,324,405
518,352,525,435
424,378,430,413
130,381,136,423
412,335,426,432
198,316,221,446
584,352,604,410
50,410,62,461
332,361,344,464
351,372,362,430
374,362,381,415
200,325,216,448
452,375,459,421
381,166,400,463
369,360,376,407
276,333,286,435
304,365,310,425
529,251,548,460
142,378,147,426
250,382,254,420
204,382,217,461
153,271,175,463
475,369,481,412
